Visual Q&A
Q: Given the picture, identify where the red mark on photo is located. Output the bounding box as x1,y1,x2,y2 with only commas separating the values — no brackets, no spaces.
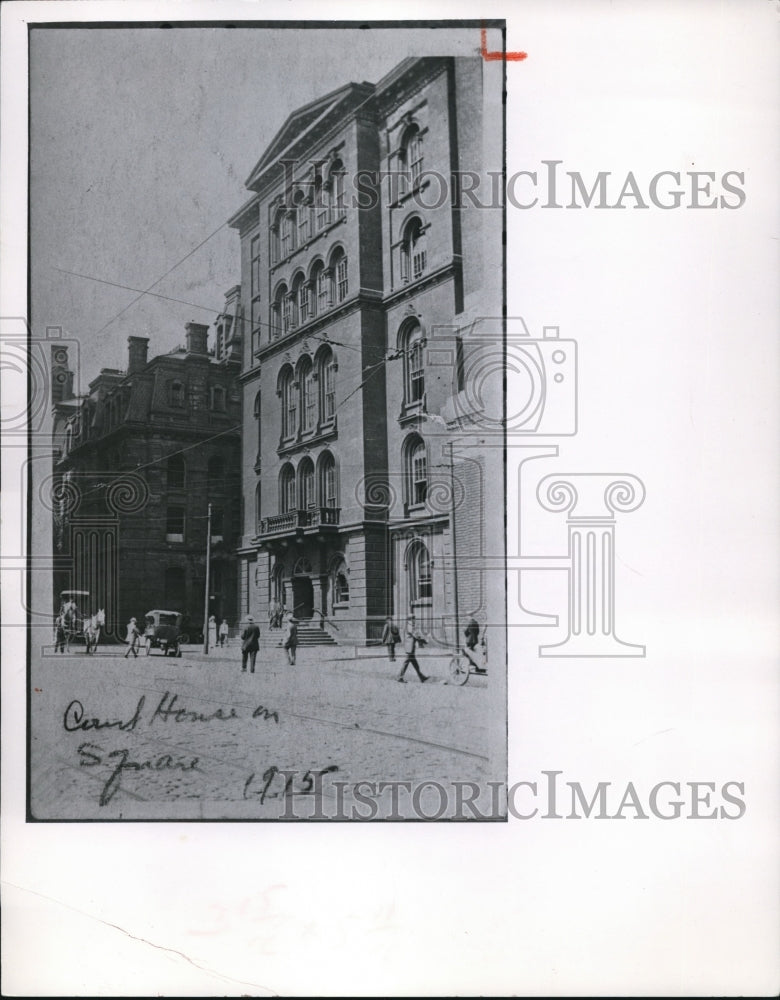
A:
481,28,527,62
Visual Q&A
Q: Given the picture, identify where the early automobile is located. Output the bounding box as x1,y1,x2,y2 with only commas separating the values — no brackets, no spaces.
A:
143,610,184,657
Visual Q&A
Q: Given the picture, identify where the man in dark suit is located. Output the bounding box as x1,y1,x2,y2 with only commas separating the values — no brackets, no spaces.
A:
241,616,260,673
397,614,429,683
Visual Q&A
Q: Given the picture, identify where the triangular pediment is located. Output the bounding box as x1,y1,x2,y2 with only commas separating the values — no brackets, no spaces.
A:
245,81,373,189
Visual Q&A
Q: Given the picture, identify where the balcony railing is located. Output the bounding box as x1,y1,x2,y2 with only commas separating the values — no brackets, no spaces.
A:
259,507,340,538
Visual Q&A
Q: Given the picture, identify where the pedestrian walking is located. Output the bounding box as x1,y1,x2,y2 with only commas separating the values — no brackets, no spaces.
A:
381,616,400,662
464,617,480,650
240,616,260,673
208,615,217,649
283,615,298,665
218,619,229,647
124,617,141,658
397,613,429,683
54,614,67,653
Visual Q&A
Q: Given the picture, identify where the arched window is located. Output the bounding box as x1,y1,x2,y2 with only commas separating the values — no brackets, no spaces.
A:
318,451,338,509
298,457,315,510
329,160,345,221
299,358,317,432
290,272,306,330
270,206,284,264
208,455,225,488
272,283,288,339
399,123,424,186
168,380,185,408
314,260,330,313
314,174,329,231
407,540,433,623
332,556,349,606
401,320,425,406
279,464,296,513
167,454,185,490
292,271,310,326
295,189,310,245
253,390,262,463
401,216,427,283
318,348,336,424
279,367,297,440
281,209,296,258
254,482,262,533
404,434,428,507
330,247,348,304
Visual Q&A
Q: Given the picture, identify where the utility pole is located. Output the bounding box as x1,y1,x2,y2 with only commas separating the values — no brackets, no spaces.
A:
202,502,212,654
448,441,460,651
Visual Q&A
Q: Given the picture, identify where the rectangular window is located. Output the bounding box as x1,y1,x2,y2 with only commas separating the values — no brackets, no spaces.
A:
298,207,310,244
166,506,185,542
409,134,423,185
410,344,425,404
281,296,291,334
412,245,427,281
418,560,432,600
250,236,261,296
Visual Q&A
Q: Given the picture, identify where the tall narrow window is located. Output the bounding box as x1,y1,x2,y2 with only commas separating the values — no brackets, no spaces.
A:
281,210,295,258
405,435,428,507
253,391,262,463
167,454,185,490
280,369,297,439
315,175,329,231
330,161,345,220
281,292,292,335
316,266,330,313
400,124,424,188
279,464,296,513
290,274,305,330
299,280,310,324
297,196,310,244
251,234,262,344
298,458,315,510
319,349,336,423
301,361,317,432
403,322,425,406
168,381,185,408
330,248,348,303
270,207,284,264
166,505,185,542
401,217,427,283
408,540,432,612
319,452,337,509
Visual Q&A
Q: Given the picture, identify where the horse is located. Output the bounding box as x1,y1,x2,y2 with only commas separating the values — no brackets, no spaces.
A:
84,609,105,654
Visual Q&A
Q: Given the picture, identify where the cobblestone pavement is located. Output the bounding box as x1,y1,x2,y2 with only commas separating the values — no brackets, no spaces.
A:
30,642,501,820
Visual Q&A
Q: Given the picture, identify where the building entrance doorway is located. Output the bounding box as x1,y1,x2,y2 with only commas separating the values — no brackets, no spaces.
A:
291,576,314,619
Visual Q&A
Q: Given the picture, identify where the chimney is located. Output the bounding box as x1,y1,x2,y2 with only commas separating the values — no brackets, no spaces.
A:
127,336,149,375
51,345,74,402
185,322,209,356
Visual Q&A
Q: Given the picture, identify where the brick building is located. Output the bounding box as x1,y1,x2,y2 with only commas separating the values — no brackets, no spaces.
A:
231,56,502,645
51,314,242,638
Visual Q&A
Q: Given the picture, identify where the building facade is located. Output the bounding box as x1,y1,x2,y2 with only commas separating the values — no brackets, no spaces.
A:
52,315,242,637
232,56,502,644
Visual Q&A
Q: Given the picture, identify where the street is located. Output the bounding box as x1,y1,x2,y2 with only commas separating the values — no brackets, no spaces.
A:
30,641,500,821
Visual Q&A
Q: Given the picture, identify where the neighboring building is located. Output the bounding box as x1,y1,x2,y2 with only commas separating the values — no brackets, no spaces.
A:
231,56,502,644
52,315,242,637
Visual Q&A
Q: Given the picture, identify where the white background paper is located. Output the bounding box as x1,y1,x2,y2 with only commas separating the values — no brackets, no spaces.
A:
2,1,778,995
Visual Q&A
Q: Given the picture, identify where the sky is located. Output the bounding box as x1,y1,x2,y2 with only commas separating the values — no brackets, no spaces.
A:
29,24,487,390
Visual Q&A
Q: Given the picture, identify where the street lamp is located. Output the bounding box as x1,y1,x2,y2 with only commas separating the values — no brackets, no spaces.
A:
202,502,212,654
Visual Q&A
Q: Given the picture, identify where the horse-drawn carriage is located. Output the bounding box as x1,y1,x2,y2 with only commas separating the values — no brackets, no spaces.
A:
57,590,105,654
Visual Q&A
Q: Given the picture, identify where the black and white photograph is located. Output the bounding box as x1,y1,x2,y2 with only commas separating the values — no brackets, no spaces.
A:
27,23,506,820
2,2,778,996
